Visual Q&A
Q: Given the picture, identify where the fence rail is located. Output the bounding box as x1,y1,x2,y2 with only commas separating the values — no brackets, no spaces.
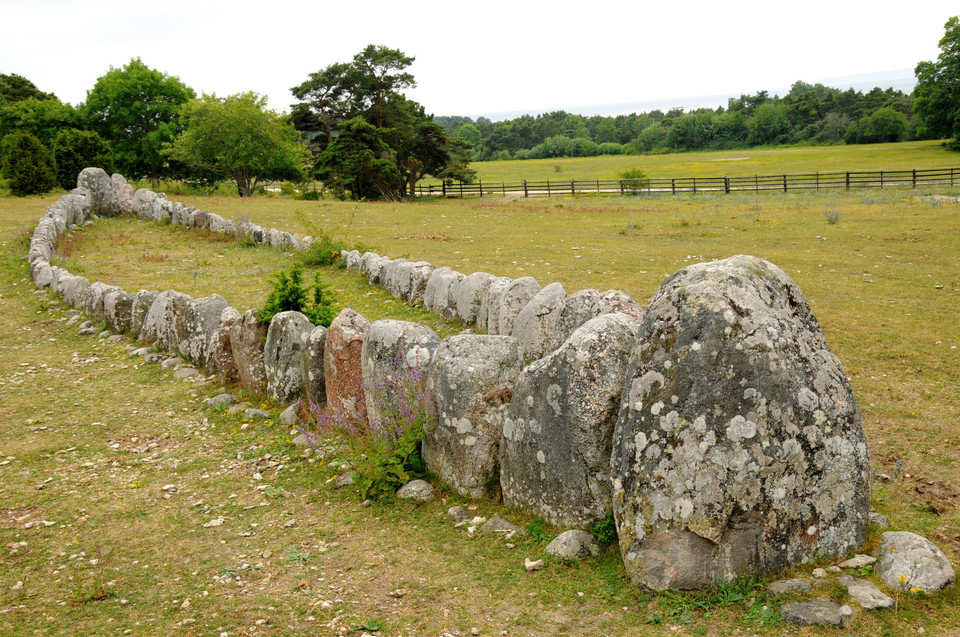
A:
416,167,960,199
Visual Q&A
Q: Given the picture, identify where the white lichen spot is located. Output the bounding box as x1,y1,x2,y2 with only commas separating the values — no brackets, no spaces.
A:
536,450,546,464
671,395,679,405
797,387,819,412
772,487,786,500
807,525,817,536
725,415,757,442
663,360,673,370
813,410,827,427
455,418,473,434
675,498,694,520
634,431,648,453
723,309,736,324
503,418,516,440
691,341,701,352
660,410,680,433
526,395,534,407
651,401,664,416
546,384,562,417
464,435,477,446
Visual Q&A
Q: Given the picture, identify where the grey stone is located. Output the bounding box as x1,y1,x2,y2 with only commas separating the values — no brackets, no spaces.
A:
478,515,525,537
76,167,112,214
423,267,464,319
496,277,540,337
366,256,390,285
344,249,362,269
597,289,644,321
212,306,241,383
555,289,602,345
510,282,567,361
839,554,876,569
780,600,854,627
397,261,434,303
766,578,812,597
61,275,91,310
302,325,328,407
178,295,230,372
477,276,512,334
132,188,157,218
264,311,314,404
161,357,183,372
231,310,269,394
836,576,894,610
173,367,199,379
869,512,890,528
106,334,124,344
244,408,272,420
360,320,439,433
545,530,600,560
83,281,116,321
448,506,471,524
291,433,313,447
501,314,638,528
204,393,236,409
396,479,434,502
358,251,380,274
105,173,134,214
103,289,134,333
130,289,160,340
611,255,870,591
336,471,355,488
33,262,55,289
423,334,523,498
524,558,545,572
140,290,193,350
324,309,370,423
280,404,300,427
875,531,956,593
78,327,98,337
454,272,495,326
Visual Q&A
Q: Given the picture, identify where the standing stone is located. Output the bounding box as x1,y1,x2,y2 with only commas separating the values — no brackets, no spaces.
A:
556,289,602,345
423,267,464,319
140,290,193,350
132,189,157,219
76,167,112,214
103,288,135,333
397,261,434,304
598,289,645,321
34,262,56,289
423,334,523,498
230,310,270,394
61,275,91,310
264,311,314,404
213,306,241,383
302,325,328,407
106,173,135,214
497,277,541,337
875,531,956,593
478,277,512,335
500,313,638,528
178,295,230,372
84,282,117,321
455,272,496,327
511,282,567,361
380,259,408,298
361,320,440,433
130,289,160,339
611,255,870,591
324,308,371,422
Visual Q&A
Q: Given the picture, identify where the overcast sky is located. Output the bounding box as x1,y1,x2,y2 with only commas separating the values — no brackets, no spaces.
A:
3,0,956,119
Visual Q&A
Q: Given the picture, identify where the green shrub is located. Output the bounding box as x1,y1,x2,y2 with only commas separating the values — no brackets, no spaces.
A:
51,129,112,189
300,230,344,267
257,263,338,327
2,132,56,196
297,189,321,200
590,511,618,545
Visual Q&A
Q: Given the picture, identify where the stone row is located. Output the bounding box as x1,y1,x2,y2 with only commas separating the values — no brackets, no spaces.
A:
26,166,891,592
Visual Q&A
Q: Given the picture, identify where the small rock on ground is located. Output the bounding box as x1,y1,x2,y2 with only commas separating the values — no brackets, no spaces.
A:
544,530,599,560
837,576,895,610
204,393,236,409
336,471,355,488
243,408,272,420
396,479,434,502
839,554,876,569
448,506,470,524
524,558,545,572
869,512,890,528
279,404,300,427
173,367,199,379
875,531,956,593
780,600,854,627
478,515,525,537
767,578,812,597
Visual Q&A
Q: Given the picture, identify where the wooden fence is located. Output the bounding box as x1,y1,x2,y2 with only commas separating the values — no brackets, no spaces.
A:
416,167,960,199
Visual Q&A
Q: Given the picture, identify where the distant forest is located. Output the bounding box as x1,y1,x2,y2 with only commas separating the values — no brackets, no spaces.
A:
434,81,917,161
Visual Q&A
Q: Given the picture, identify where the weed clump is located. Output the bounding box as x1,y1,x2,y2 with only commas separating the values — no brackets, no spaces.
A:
257,263,338,327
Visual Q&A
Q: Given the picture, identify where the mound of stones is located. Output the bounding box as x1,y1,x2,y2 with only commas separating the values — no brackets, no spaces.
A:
28,167,953,596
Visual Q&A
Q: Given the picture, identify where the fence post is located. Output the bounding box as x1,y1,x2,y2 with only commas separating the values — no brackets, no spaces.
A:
953,168,956,187
479,179,483,198
571,180,575,196
693,178,697,194
782,174,787,193
547,180,551,196
816,172,820,191
442,181,446,197
724,177,730,194
912,169,916,188
880,171,884,189
459,181,463,197
619,179,624,195
596,179,600,193
845,172,850,190
523,180,528,198
671,178,676,195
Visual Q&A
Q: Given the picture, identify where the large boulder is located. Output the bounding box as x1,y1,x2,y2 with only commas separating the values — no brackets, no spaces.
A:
213,306,241,383
556,289,602,344
83,281,116,321
396,261,434,303
105,173,135,214
496,277,540,337
178,295,230,372
478,276,512,334
302,325,328,407
423,334,523,498
500,314,638,528
230,310,270,393
361,320,440,434
511,282,567,361
103,288,134,333
875,532,956,594
61,275,91,310
611,255,870,591
324,308,371,422
423,267,463,319
598,289,645,321
264,311,314,404
455,272,496,327
132,189,157,219
140,290,193,350
76,167,112,214
130,289,160,339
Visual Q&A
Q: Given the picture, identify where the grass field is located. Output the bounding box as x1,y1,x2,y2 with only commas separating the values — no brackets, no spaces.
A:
1,147,959,635
434,139,959,183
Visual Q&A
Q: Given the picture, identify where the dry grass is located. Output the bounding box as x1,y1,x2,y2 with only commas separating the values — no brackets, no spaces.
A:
1,180,959,635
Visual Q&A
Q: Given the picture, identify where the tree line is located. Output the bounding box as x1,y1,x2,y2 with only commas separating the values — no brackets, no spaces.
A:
2,16,959,198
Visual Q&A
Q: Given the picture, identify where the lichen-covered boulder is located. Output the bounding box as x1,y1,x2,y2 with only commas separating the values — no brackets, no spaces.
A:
598,289,645,321
358,252,381,275
496,276,541,337
423,267,463,320
875,532,956,594
395,261,434,303
478,276,512,334
83,282,116,321
455,272,496,327
500,314,638,528
178,295,230,372
343,249,362,269
76,167,111,214
611,255,870,591
62,275,91,310
213,306,240,383
33,262,56,289
366,256,390,285
556,289,602,344
132,189,157,219
423,334,523,498
264,311,314,404
130,289,160,339
324,308,370,422
106,173,135,214
103,288,134,333
302,325,328,407
361,320,440,433
230,310,269,393
140,290,193,350
511,282,567,361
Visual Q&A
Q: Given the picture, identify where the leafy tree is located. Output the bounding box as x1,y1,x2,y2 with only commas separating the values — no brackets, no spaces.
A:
593,118,619,144
166,92,310,197
913,16,960,146
0,73,57,105
0,98,79,146
2,132,57,196
51,129,113,189
83,58,195,185
315,117,404,200
667,112,715,150
865,107,909,143
455,122,482,148
747,103,793,146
